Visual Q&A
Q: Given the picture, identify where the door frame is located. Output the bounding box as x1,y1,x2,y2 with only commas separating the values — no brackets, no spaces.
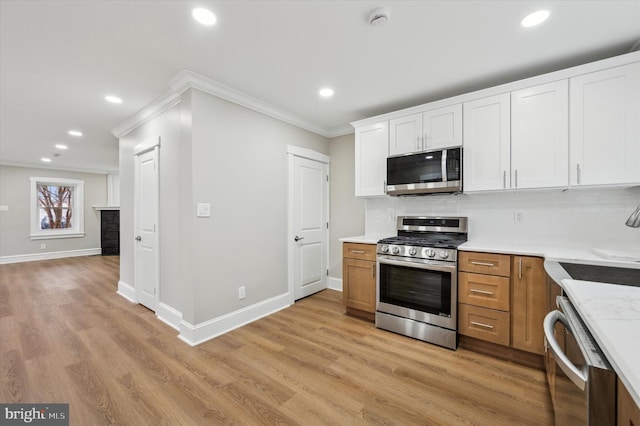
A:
287,145,330,304
133,136,160,311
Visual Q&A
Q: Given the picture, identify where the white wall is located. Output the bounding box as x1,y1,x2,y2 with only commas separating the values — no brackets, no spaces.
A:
0,165,106,260
189,89,329,324
118,88,332,330
365,187,640,251
328,133,364,278
118,101,187,320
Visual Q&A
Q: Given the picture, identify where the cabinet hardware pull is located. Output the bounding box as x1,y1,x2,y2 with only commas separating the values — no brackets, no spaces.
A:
471,321,494,329
351,250,366,254
470,288,494,295
424,134,429,149
515,169,518,188
503,170,506,189
576,163,581,185
416,135,421,150
383,179,387,194
518,258,522,280
470,261,495,267
371,263,375,277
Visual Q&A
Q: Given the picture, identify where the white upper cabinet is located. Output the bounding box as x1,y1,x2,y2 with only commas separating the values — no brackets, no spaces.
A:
569,62,640,186
463,94,511,191
355,121,389,197
423,104,463,150
511,80,569,189
389,104,462,156
389,113,422,155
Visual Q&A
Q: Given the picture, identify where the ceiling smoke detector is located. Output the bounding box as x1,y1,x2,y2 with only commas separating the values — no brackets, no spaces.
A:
369,8,389,27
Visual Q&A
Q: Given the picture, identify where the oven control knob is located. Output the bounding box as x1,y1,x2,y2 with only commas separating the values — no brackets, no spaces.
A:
380,245,389,253
426,249,436,258
440,251,449,259
409,247,417,256
391,246,400,254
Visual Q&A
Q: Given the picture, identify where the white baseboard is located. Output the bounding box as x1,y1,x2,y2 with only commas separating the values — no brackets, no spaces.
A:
178,292,292,346
327,276,343,292
0,248,102,265
156,302,182,331
117,280,136,303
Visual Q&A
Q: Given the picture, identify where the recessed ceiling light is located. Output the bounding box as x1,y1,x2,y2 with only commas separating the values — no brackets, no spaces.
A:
68,130,83,137
319,88,334,98
55,144,68,150
192,8,217,26
521,10,550,27
105,95,123,104
41,157,52,163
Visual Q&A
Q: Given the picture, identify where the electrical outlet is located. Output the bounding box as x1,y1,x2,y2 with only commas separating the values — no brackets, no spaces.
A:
514,211,524,223
238,286,246,300
40,243,46,250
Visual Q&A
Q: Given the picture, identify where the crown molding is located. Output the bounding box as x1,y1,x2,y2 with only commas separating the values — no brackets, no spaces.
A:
168,69,333,137
111,91,181,138
0,160,115,175
326,124,355,138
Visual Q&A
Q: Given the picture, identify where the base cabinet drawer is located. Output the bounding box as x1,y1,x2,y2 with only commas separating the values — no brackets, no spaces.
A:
459,272,510,311
343,242,377,261
459,304,510,346
459,251,511,276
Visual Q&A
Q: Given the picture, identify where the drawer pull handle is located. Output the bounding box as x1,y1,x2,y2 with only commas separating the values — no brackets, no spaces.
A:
470,321,494,330
351,250,366,254
470,288,494,296
470,261,495,267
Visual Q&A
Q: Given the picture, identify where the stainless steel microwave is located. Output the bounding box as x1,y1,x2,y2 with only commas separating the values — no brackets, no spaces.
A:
386,147,462,196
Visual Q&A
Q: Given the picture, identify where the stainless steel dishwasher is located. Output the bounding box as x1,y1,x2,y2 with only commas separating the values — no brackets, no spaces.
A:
543,296,616,425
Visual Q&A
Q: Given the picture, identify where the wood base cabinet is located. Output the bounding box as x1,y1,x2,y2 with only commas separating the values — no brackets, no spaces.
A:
342,243,376,320
618,378,640,426
459,251,546,356
511,256,546,355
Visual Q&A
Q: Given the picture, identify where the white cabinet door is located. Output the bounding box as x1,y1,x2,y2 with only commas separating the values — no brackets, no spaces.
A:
355,121,389,197
511,80,569,189
570,62,640,186
463,94,511,191
423,104,463,150
389,113,422,156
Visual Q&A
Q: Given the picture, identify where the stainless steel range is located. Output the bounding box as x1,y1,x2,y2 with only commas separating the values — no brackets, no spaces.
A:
376,216,468,350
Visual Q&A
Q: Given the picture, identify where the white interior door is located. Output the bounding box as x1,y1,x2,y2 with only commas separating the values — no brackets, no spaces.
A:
290,151,329,301
134,138,160,311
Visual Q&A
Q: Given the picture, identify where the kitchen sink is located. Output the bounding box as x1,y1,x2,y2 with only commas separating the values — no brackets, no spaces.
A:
560,263,640,287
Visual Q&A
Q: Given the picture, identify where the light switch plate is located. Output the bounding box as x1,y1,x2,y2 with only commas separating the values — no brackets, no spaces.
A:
0,205,8,212
196,203,211,218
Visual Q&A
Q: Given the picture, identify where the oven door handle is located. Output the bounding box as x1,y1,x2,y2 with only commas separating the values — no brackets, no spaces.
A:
543,310,587,391
377,256,457,273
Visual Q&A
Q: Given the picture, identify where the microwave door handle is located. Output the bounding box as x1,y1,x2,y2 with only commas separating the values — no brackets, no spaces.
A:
441,149,448,182
543,310,587,391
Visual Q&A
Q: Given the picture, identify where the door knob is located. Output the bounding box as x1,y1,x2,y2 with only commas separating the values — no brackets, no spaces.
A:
294,236,304,242
135,236,141,241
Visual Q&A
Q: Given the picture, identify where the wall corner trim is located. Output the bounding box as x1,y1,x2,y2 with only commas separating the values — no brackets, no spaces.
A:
327,277,343,292
156,302,182,331
177,292,292,346
117,280,136,303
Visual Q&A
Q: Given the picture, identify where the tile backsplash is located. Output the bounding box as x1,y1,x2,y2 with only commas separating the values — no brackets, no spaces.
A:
366,186,640,251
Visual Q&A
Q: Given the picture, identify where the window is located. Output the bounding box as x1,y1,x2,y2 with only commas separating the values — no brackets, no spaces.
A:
30,177,84,240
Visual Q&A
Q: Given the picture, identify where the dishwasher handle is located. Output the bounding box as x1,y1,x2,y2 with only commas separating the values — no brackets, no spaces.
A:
543,310,587,391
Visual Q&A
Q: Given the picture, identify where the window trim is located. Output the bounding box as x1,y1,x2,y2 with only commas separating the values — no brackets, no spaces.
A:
30,177,85,240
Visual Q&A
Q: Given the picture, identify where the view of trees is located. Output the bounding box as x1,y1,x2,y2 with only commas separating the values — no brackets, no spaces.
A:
38,185,73,229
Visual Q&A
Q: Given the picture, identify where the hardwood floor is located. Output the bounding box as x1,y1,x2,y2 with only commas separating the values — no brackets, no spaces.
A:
0,256,554,425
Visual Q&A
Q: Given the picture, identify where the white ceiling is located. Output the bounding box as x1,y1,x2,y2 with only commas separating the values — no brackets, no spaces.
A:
1,0,639,174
